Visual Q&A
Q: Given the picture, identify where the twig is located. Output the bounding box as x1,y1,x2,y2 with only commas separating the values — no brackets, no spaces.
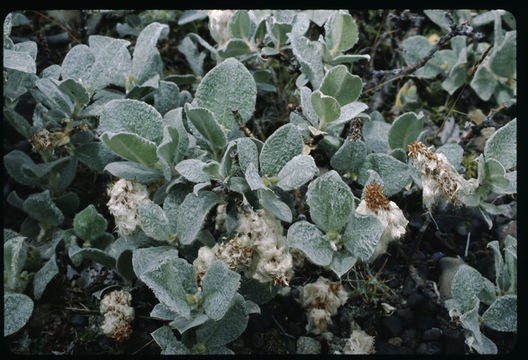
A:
459,103,507,146
271,314,296,339
362,12,482,96
31,10,81,44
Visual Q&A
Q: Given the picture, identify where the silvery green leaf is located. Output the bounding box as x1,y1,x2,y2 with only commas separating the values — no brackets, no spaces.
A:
195,58,256,129
70,246,116,269
436,142,464,168
487,240,508,291
151,326,190,355
60,44,95,85
3,150,41,187
329,101,368,128
259,123,304,177
163,108,189,164
298,86,319,126
310,90,341,127
441,65,468,95
451,265,484,312
73,204,107,243
331,139,367,172
170,313,210,334
245,300,261,315
236,137,259,173
388,112,424,150
286,220,333,266
306,170,354,233
132,246,180,278
362,116,391,153
175,159,211,183
3,49,36,73
35,78,74,114
4,70,38,102
343,212,384,261
470,65,496,101
245,162,267,191
132,22,169,86
424,10,451,32
23,190,64,227
484,118,516,170
483,159,511,193
332,54,371,63
99,99,163,144
184,105,227,158
4,292,33,336
87,35,131,91
357,153,410,196
4,236,27,291
400,36,442,78
302,10,336,27
101,132,159,168
177,36,206,77
489,31,516,78
157,125,180,180
324,10,358,55
176,191,220,245
229,10,251,39
276,154,318,191
150,302,178,320
104,161,164,183
202,260,241,320
139,201,171,242
328,251,357,278
196,293,248,348
58,78,89,106
218,38,250,58
178,10,208,25
139,257,197,318
289,35,324,88
257,189,292,223
478,276,498,305
459,301,498,354
33,254,58,300
153,81,180,116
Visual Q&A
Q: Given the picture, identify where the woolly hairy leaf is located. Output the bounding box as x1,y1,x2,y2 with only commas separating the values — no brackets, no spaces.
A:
132,22,168,86
218,39,250,58
319,65,362,106
343,212,384,261
311,90,340,127
324,10,358,55
388,112,423,150
328,251,357,278
245,162,267,191
3,49,36,73
157,125,180,180
23,190,64,227
87,35,131,91
202,261,241,320
276,155,318,191
102,132,159,167
61,44,94,84
357,153,410,196
287,221,333,266
259,123,304,177
196,293,248,348
99,99,163,144
4,292,34,336
151,326,190,355
489,31,516,78
139,201,171,242
175,159,212,183
257,189,292,223
139,257,197,319
104,161,164,183
482,295,517,332
451,265,484,312
195,58,256,129
176,191,220,245
132,246,180,278
306,170,354,233
330,139,367,172
184,105,226,158
484,118,516,170
289,35,324,88
73,205,107,243
33,255,59,300
4,237,27,292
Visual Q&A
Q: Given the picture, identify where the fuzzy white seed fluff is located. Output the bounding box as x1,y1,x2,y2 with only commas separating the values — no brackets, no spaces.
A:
208,10,234,45
106,179,150,236
356,199,408,262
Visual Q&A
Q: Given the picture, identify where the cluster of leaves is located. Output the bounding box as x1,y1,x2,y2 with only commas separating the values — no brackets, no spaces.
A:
3,9,516,354
445,235,517,354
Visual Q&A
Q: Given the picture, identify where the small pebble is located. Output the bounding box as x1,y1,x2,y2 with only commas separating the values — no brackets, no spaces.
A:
423,327,442,341
296,336,321,354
